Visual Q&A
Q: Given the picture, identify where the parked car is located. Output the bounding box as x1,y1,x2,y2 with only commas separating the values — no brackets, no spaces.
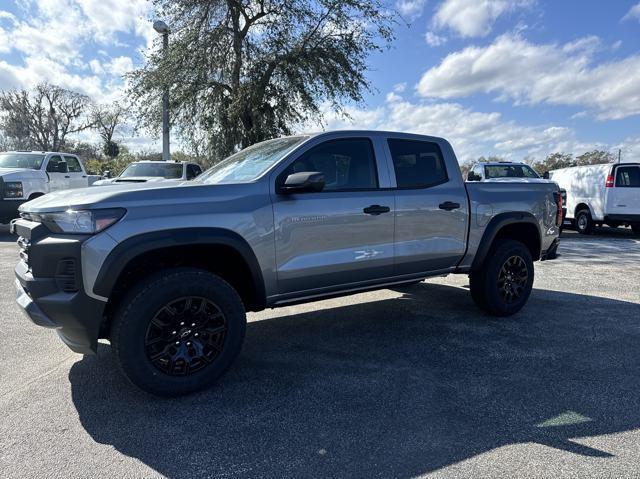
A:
92,160,203,186
549,163,640,235
0,151,101,224
12,131,562,395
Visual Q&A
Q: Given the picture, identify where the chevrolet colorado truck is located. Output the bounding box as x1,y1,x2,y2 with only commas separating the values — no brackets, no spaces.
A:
12,131,562,396
0,151,101,224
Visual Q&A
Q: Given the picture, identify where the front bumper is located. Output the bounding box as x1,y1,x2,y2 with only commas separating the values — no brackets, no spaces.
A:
12,218,106,354
0,199,25,224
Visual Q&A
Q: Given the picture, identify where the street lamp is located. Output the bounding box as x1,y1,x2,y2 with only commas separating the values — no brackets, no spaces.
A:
153,20,171,161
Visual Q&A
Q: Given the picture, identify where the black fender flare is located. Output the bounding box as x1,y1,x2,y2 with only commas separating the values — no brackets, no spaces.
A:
471,212,540,271
93,228,266,309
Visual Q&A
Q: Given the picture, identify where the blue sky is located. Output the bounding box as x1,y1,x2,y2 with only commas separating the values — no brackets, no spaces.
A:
0,0,639,163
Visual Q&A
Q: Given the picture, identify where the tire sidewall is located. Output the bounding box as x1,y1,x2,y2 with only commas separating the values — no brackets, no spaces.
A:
112,269,246,396
483,241,534,316
576,210,592,234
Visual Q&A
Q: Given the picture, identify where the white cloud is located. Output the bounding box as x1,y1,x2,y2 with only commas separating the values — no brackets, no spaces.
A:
425,31,447,46
108,56,135,77
0,0,151,103
319,93,609,164
393,82,407,93
417,34,640,120
622,2,640,22
396,0,428,21
432,0,533,38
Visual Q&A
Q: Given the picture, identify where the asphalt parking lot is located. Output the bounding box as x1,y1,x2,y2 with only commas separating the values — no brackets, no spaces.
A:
0,227,639,479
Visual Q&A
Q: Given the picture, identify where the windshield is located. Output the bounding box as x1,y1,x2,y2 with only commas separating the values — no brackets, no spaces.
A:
0,153,45,170
120,163,183,179
197,136,307,184
485,164,540,179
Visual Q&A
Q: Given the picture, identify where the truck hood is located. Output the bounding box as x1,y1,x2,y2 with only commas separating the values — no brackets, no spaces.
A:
0,167,42,181
18,179,260,215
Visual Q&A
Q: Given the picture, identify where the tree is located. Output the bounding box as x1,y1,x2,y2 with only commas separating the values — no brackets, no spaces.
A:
93,102,127,158
531,152,574,175
575,150,614,166
0,83,94,151
128,0,394,163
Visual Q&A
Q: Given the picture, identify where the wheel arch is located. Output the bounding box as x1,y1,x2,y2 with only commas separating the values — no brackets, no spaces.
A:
574,202,594,218
471,212,541,271
94,228,267,314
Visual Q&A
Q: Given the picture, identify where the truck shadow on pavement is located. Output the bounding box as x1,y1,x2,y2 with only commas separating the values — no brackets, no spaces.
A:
69,283,640,478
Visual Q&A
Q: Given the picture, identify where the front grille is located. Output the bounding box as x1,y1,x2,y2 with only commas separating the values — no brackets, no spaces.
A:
17,236,30,265
55,259,79,293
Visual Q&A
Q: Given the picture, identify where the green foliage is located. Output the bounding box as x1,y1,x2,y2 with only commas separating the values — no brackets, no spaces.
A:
84,149,200,176
128,0,395,163
575,150,615,166
531,150,614,175
103,140,120,158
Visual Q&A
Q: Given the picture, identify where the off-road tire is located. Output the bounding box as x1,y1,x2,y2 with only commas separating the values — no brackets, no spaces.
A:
111,268,246,396
469,240,534,317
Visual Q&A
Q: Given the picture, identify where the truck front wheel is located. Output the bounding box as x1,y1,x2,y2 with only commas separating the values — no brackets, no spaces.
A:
469,240,534,317
111,268,246,396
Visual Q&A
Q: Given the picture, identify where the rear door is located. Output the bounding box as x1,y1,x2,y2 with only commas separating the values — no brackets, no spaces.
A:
271,136,395,295
64,155,87,188
385,137,468,275
45,155,70,191
608,165,640,216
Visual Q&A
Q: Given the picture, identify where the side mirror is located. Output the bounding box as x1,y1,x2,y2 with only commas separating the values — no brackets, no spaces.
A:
543,171,550,179
467,172,478,181
103,170,111,178
280,171,325,194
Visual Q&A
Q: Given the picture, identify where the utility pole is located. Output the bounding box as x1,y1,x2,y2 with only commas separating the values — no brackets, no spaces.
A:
618,149,622,163
153,20,171,161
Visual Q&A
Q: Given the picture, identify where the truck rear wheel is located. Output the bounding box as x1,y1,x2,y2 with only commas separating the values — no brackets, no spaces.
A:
469,240,534,317
111,268,246,396
575,209,593,235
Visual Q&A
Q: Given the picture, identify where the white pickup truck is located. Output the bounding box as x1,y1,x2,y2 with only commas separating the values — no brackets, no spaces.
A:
0,151,100,224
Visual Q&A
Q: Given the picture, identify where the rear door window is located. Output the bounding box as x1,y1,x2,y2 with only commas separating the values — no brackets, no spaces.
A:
387,139,448,189
616,166,640,187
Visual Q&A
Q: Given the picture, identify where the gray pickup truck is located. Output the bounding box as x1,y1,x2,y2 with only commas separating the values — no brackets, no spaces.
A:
12,131,562,396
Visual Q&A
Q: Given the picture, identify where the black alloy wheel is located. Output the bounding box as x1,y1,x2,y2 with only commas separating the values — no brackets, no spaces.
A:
497,256,529,304
145,296,227,376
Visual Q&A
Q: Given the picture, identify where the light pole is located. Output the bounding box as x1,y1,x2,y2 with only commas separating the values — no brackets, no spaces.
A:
153,20,171,161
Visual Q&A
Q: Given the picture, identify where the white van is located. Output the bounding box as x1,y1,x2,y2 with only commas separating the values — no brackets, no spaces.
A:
549,163,640,235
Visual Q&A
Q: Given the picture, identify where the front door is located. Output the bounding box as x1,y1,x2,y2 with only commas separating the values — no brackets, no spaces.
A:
64,156,87,189
272,137,395,295
385,137,468,275
45,155,70,191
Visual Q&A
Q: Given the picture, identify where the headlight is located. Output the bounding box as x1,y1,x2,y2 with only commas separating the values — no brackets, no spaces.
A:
3,181,23,198
25,209,126,234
